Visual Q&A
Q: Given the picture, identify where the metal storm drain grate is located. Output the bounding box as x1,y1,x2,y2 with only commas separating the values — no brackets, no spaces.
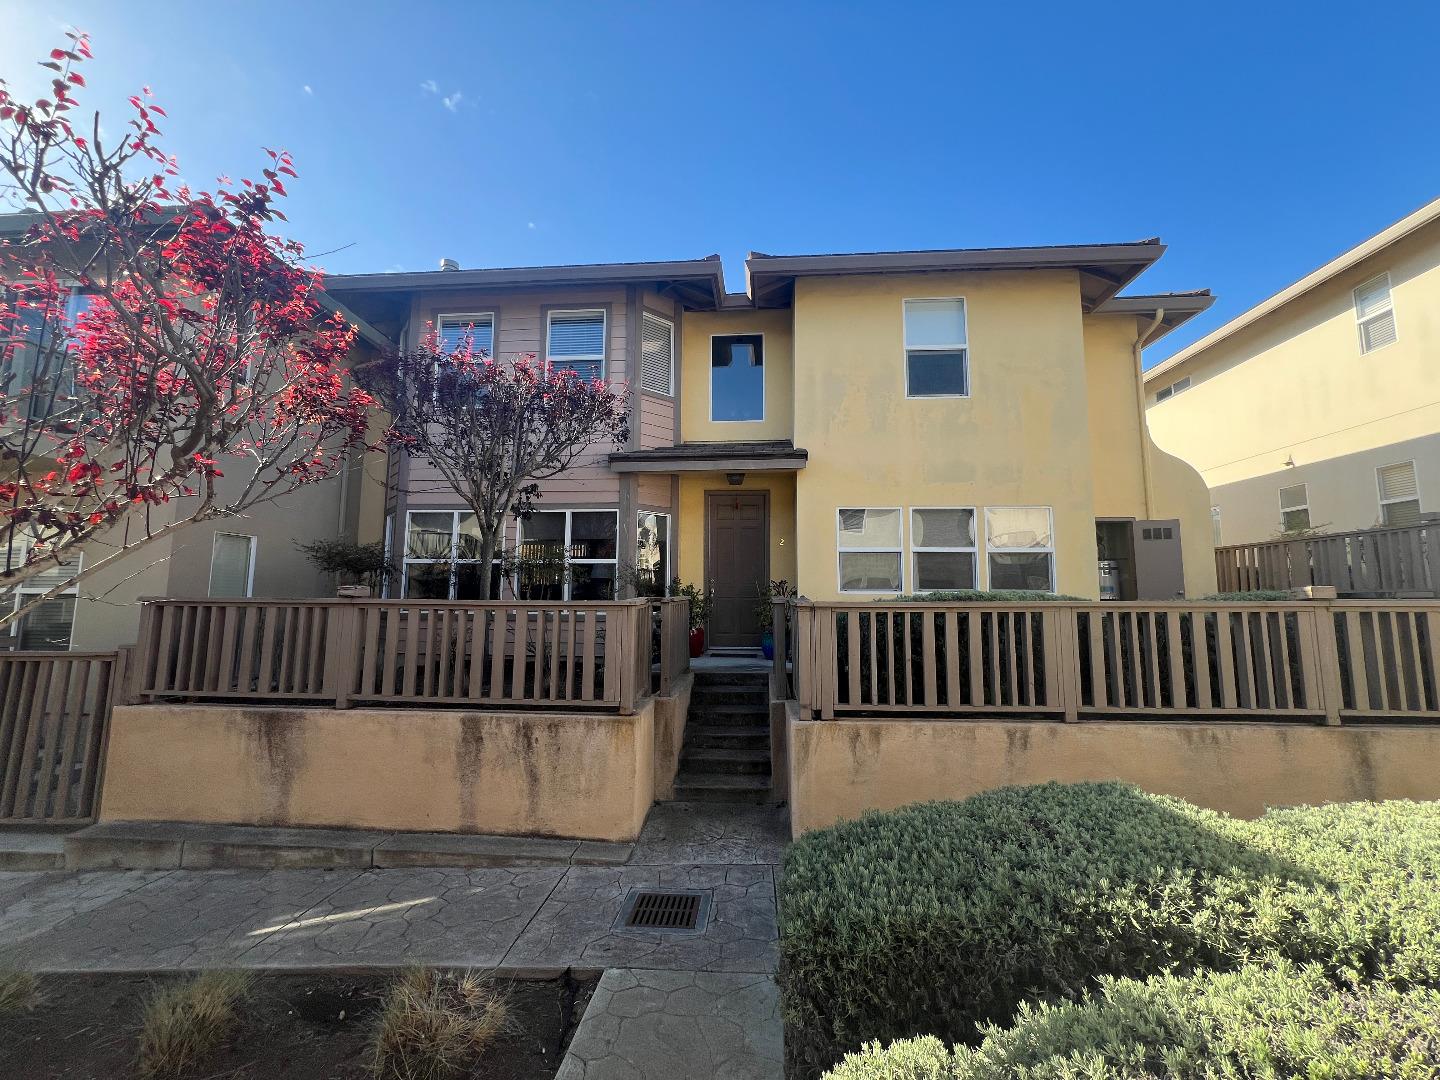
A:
614,888,711,935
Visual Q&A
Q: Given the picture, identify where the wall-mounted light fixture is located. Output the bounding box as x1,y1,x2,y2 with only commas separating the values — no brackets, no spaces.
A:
726,472,744,486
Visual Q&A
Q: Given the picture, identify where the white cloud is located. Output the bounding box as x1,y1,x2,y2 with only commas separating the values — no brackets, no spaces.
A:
420,79,439,94
303,84,313,95
442,91,463,112
527,221,536,230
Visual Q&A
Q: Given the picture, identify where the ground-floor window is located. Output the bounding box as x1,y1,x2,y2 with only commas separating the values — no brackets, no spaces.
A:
1377,461,1421,527
837,508,903,592
401,510,502,599
985,507,1055,592
910,507,977,591
517,509,618,601
6,542,80,650
209,533,256,597
635,512,671,595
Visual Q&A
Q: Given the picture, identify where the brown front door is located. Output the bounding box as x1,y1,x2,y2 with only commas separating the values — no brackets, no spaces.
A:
706,492,768,648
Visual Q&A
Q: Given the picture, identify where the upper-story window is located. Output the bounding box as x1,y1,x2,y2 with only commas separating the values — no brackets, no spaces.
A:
639,312,674,396
1154,375,1191,402
903,298,968,397
1354,273,1397,353
546,310,606,381
711,334,764,421
436,312,495,356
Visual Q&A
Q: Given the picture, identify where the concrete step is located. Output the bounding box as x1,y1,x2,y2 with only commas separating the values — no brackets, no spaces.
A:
672,772,773,805
691,684,769,705
681,747,771,774
0,830,69,870
692,672,769,689
63,821,633,870
688,726,772,750
688,702,770,726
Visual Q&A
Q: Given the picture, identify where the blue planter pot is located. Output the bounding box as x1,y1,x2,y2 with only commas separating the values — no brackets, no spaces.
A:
761,629,774,660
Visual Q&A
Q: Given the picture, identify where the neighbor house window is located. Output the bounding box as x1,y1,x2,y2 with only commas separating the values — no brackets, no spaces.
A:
711,334,764,421
1154,376,1191,402
910,507,977,591
636,512,671,596
208,533,256,597
5,541,80,650
903,298,968,397
1211,506,1223,546
639,312,675,396
546,310,606,381
985,507,1055,592
1279,484,1311,532
1377,461,1421,526
1354,273,1397,353
435,312,495,356
10,287,88,421
837,508,903,593
517,510,618,601
402,510,502,599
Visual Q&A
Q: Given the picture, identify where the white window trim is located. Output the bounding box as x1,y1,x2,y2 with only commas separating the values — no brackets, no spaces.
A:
836,507,905,594
708,332,766,423
1354,272,1397,354
636,511,672,592
517,508,620,601
1376,459,1420,526
434,311,497,355
1211,506,1223,547
208,533,257,598
8,543,81,648
984,506,1057,593
545,309,607,379
902,297,970,400
909,506,980,593
639,310,676,397
400,509,500,600
1154,375,1191,403
1279,484,1310,532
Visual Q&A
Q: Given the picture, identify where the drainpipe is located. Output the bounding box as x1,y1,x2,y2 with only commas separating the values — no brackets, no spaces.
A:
1132,309,1165,519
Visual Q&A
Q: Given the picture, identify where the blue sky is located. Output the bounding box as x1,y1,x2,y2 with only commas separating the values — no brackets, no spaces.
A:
2,1,1436,364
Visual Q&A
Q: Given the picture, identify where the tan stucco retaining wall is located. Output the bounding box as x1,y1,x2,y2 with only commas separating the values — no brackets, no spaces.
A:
788,711,1440,836
653,673,693,801
101,702,658,841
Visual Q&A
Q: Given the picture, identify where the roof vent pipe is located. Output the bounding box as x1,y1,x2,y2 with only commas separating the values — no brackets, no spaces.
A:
439,257,460,272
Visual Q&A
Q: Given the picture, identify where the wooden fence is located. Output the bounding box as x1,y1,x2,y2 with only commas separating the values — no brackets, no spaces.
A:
132,597,688,714
785,599,1440,725
1216,524,1437,596
0,651,120,824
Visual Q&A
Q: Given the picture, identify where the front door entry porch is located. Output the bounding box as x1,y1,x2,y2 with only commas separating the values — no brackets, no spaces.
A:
705,491,768,649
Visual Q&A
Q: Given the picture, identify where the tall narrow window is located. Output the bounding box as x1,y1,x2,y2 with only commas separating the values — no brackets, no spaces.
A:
1354,273,1397,353
1377,461,1421,526
636,512,671,596
985,507,1055,592
837,508,903,592
436,312,495,356
209,533,256,598
1279,484,1311,532
639,312,674,396
710,334,764,421
910,508,977,591
1211,506,1223,546
903,298,968,397
546,310,606,380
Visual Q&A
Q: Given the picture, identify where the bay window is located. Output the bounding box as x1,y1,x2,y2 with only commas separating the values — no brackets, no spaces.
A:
636,512,671,596
402,510,502,599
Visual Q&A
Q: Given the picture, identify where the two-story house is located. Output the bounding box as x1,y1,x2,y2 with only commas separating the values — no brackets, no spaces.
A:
327,238,1217,648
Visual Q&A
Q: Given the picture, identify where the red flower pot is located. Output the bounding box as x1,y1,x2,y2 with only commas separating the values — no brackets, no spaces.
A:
689,626,706,658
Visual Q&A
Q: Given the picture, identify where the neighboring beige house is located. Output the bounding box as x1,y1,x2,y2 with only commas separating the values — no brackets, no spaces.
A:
1145,195,1440,548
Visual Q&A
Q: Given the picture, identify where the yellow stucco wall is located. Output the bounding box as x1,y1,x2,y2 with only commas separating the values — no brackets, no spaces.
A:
1146,219,1440,546
675,471,798,590
680,308,794,442
100,702,656,841
788,712,1440,835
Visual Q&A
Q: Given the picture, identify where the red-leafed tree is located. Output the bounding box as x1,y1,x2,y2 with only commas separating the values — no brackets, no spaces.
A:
359,330,629,601
0,34,378,631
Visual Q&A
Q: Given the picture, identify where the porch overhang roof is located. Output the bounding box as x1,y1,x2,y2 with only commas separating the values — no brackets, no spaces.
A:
609,440,808,473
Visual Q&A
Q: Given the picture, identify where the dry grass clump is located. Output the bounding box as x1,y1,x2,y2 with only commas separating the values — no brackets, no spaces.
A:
369,967,509,1080
0,969,40,1015
135,970,254,1078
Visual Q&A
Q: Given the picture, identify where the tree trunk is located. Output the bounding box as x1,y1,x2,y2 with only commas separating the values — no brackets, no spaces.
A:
475,518,502,602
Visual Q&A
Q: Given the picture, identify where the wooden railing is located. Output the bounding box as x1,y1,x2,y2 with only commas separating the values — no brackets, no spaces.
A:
654,598,691,696
789,599,1440,725
0,651,120,823
1217,524,1438,596
133,598,668,714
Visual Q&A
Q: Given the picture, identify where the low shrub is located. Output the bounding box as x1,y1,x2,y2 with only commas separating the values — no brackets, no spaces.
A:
778,783,1440,1078
369,968,507,1080
886,590,1084,603
823,963,1440,1079
0,969,40,1015
136,970,254,1079
1201,590,1293,601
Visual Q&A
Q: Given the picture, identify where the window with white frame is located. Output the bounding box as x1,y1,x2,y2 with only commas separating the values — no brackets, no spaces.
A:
208,533,256,597
639,312,674,396
636,512,671,596
1377,461,1420,526
1154,375,1191,403
5,541,80,650
402,510,502,599
903,298,968,397
1354,273,1397,353
985,507,1055,592
910,508,977,591
435,312,495,356
546,310,606,381
517,509,618,601
1279,484,1311,532
837,508,903,592
1211,506,1223,547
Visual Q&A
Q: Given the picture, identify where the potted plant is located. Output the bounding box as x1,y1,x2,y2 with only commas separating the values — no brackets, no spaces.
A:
671,579,713,657
755,579,797,660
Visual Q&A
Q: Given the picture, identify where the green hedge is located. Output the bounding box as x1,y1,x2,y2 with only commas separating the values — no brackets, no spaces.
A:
778,783,1440,1078
886,590,1084,603
1201,590,1295,601
823,964,1440,1079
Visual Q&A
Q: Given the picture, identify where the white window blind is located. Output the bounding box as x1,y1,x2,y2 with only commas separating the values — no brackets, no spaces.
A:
985,507,1056,592
209,534,255,598
1377,461,1420,526
1279,484,1310,532
6,539,81,650
546,310,606,380
639,312,674,395
837,508,903,592
436,313,494,356
1354,274,1397,353
903,298,968,397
